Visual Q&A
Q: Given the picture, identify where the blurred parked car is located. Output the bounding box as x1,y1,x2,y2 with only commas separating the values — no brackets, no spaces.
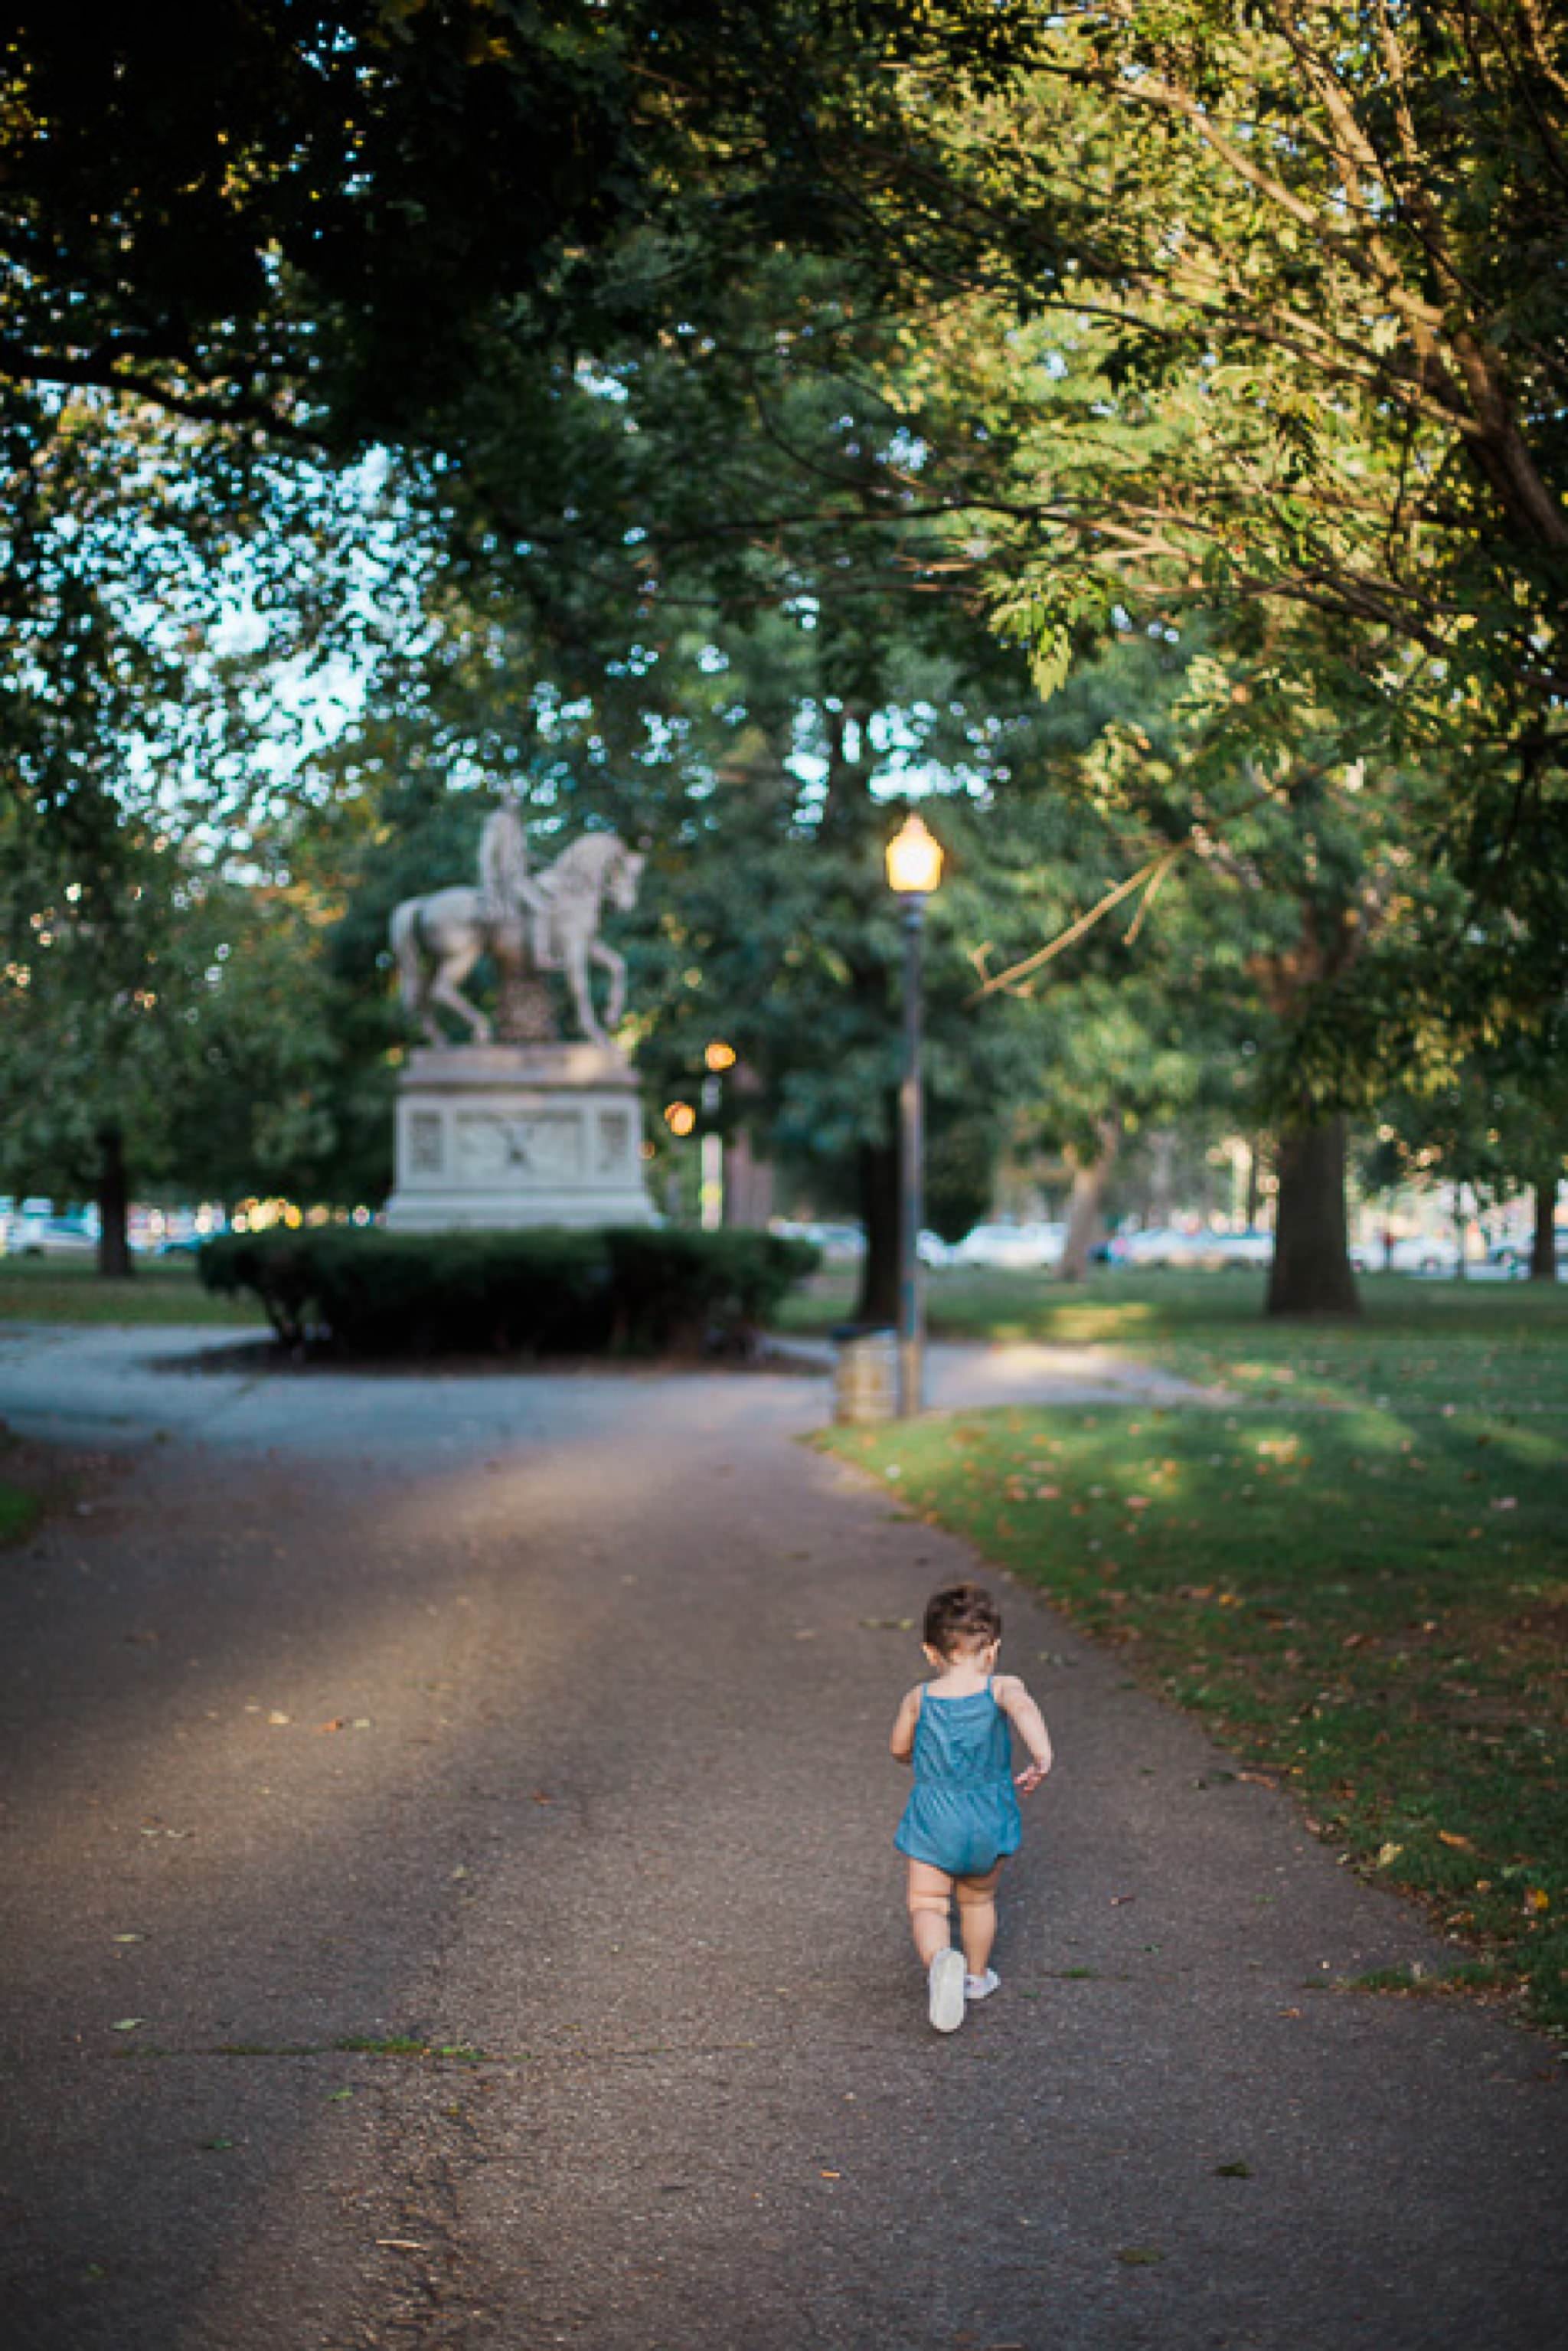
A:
1109,1226,1181,1267
7,1211,100,1257
1485,1229,1566,1277
1099,1225,1272,1270
809,1221,867,1262
1185,1228,1274,1270
769,1219,864,1260
0,1195,47,1252
949,1221,1065,1270
1349,1233,1462,1274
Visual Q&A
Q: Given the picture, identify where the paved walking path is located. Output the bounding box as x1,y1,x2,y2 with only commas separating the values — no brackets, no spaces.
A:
0,1322,1214,1457
1,1326,1563,2348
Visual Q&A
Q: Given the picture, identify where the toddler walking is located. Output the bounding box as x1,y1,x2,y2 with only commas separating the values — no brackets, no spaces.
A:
890,1581,1053,2032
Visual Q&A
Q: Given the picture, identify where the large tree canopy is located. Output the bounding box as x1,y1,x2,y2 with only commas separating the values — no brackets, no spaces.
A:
6,2,1564,1319
1,2,914,439
789,2,1568,688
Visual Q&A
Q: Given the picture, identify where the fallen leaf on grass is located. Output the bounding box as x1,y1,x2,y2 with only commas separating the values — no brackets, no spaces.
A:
1525,1888,1551,1914
1438,1831,1475,1851
1377,1843,1403,1868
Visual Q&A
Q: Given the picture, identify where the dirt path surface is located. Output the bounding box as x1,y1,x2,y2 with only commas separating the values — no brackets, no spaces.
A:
2,1329,1563,2349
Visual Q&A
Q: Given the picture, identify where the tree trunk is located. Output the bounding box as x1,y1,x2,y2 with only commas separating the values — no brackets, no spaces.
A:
854,1133,900,1326
1266,1113,1359,1317
1530,1178,1560,1282
1245,1136,1266,1231
1452,1182,1468,1279
96,1122,133,1279
1147,1130,1176,1228
1058,1115,1121,1283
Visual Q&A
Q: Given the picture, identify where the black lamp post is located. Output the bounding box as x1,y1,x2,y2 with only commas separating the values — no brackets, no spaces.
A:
700,1038,736,1229
884,811,945,1415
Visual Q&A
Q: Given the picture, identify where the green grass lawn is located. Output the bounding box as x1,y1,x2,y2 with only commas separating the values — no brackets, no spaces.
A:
818,1271,1568,2035
0,1473,41,1544
0,1254,264,1326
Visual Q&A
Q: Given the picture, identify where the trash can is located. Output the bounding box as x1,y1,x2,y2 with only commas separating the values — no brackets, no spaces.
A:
831,1324,897,1424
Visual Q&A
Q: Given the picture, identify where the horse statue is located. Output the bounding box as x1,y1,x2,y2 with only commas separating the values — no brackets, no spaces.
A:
390,821,644,1048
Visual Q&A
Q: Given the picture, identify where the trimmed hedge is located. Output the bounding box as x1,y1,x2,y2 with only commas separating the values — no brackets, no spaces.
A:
198,1225,819,1358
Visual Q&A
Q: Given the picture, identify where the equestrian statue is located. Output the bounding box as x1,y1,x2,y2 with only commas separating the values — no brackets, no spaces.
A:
389,806,644,1048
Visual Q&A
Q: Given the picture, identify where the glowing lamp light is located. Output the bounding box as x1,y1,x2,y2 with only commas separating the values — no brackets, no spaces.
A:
885,811,944,896
664,1100,697,1137
704,1039,738,1073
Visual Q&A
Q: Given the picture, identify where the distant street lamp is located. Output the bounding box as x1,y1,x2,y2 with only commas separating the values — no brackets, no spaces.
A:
701,1039,737,1229
885,812,944,1414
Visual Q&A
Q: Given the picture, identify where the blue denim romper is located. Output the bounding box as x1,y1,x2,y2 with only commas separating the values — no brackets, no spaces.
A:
895,1679,1022,1879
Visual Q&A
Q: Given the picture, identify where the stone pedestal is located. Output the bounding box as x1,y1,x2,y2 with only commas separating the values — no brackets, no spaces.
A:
383,1045,656,1231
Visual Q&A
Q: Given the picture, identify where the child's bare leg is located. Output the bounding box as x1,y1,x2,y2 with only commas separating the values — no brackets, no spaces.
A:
906,1859,956,1966
956,1863,1002,1977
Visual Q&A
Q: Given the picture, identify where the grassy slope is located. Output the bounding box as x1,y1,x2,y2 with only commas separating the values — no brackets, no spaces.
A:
0,1257,263,1326
818,1271,1568,2035
0,1475,41,1544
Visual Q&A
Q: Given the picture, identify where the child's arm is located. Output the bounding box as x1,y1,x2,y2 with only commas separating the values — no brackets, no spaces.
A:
995,1674,1054,1793
889,1686,922,1765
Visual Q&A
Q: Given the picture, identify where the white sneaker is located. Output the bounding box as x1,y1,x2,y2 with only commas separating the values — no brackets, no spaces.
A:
965,1969,1001,2002
928,1947,966,2033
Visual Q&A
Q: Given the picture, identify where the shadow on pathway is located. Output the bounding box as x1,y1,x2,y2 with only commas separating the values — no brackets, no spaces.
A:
0,1326,1562,2348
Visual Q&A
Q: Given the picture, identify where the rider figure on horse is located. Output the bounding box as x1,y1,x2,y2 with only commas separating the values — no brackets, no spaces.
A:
477,802,557,970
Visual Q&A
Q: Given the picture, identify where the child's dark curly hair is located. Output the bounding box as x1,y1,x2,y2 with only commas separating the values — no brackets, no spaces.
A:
923,1581,1002,1659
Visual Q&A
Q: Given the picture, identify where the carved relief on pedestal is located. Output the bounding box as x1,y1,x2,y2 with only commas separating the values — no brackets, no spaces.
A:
408,1110,445,1174
596,1110,631,1174
455,1109,586,1186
